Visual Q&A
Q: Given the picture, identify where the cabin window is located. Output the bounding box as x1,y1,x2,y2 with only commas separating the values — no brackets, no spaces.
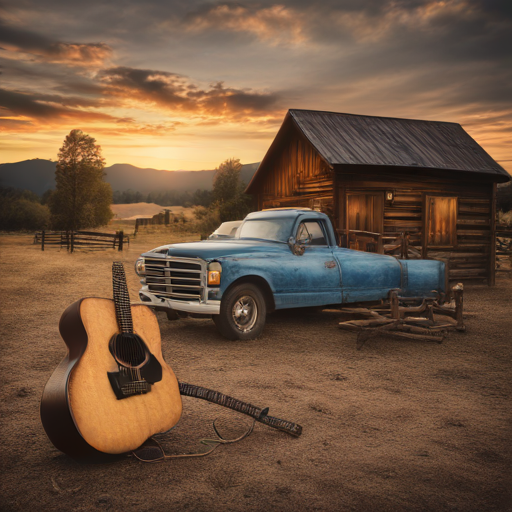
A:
426,196,457,247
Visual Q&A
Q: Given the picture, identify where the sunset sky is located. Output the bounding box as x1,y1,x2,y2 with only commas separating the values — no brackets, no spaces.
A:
1,0,511,172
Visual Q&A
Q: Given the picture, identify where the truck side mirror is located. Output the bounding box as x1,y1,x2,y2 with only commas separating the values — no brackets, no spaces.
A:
288,236,306,256
298,234,312,246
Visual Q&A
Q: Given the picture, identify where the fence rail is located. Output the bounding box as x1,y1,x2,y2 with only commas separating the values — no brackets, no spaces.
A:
34,230,129,252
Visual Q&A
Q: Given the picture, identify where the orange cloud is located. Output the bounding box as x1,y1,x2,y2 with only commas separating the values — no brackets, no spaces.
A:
185,4,307,45
45,42,112,67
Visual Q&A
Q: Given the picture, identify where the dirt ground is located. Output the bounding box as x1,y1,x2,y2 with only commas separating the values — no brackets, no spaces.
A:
1,230,511,512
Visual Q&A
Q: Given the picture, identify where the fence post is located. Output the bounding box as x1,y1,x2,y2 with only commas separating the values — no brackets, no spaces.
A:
70,231,74,253
41,231,45,251
118,230,124,251
113,231,118,249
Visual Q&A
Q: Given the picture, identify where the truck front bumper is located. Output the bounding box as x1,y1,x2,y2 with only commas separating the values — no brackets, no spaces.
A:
136,290,221,315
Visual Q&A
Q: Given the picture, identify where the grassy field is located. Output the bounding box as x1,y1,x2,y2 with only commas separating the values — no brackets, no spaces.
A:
0,230,511,512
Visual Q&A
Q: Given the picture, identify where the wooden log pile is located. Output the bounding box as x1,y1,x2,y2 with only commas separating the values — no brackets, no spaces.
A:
338,285,465,350
496,226,512,274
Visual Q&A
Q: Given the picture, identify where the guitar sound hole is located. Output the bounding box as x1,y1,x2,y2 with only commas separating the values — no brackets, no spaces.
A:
110,333,148,367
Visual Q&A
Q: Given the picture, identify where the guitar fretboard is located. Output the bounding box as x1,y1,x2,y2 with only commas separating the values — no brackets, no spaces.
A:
112,262,133,334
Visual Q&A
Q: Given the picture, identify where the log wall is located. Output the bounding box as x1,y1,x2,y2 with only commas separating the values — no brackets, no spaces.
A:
257,128,334,217
337,168,494,282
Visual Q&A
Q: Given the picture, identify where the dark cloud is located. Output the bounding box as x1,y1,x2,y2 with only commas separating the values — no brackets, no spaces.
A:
0,19,52,50
472,0,512,19
100,67,189,107
286,0,512,116
0,88,115,121
99,66,282,118
0,19,111,66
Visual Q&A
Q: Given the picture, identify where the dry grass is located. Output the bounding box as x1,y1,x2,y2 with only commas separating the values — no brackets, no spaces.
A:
1,231,511,512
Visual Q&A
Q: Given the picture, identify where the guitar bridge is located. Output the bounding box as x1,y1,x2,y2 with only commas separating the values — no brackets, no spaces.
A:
108,371,151,400
121,380,151,396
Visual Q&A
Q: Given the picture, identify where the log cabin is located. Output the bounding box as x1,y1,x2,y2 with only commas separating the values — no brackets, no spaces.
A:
245,109,511,284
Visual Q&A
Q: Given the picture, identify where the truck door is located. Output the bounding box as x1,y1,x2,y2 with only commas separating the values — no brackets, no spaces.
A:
273,219,342,309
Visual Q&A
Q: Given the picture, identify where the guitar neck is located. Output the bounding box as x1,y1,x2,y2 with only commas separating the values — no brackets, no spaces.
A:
112,262,133,333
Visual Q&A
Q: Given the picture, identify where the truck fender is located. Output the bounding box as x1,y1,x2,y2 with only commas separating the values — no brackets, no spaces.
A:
221,275,276,313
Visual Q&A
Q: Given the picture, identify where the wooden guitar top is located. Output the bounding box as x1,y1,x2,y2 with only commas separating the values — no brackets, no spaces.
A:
66,298,182,455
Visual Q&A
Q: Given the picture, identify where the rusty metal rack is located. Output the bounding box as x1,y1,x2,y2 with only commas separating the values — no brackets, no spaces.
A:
338,284,465,350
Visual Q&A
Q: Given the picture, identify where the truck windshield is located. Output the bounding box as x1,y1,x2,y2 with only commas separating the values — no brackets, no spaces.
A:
237,219,294,242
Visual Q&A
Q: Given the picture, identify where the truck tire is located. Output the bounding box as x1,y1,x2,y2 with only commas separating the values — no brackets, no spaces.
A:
213,283,267,340
166,309,180,321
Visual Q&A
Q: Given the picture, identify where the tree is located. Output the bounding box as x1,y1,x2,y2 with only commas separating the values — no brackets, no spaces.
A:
8,199,50,231
193,205,221,239
212,158,253,222
49,130,113,230
0,187,50,231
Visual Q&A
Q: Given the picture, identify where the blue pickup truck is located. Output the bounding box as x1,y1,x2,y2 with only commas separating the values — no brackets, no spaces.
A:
135,209,447,340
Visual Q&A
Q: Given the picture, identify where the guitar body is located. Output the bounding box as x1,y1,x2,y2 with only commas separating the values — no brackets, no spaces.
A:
40,297,182,461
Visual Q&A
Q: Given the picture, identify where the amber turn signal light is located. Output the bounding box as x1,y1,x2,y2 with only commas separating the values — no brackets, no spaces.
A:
208,270,221,285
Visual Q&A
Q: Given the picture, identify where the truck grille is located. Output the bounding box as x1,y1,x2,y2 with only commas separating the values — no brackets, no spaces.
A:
144,257,206,302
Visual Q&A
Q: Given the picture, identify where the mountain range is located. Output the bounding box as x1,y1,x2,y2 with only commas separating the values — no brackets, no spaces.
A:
0,159,260,196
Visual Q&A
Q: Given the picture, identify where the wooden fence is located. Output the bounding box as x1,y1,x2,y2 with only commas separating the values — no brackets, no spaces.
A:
34,230,129,252
134,210,172,233
337,229,422,259
338,227,512,279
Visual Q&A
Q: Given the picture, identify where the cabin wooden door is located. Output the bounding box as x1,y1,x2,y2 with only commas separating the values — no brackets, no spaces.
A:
425,195,457,247
344,192,384,252
346,192,384,233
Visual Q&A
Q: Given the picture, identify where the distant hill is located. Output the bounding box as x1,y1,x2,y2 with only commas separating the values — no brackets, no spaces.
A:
0,159,57,195
0,159,260,196
110,203,196,220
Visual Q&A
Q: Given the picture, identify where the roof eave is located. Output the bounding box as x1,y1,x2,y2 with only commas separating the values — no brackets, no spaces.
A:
334,163,511,183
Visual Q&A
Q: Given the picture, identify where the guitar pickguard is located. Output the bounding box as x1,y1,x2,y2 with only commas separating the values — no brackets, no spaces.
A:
108,330,163,400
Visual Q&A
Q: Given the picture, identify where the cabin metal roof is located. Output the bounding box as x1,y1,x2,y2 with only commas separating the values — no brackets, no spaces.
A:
246,110,509,193
289,109,508,177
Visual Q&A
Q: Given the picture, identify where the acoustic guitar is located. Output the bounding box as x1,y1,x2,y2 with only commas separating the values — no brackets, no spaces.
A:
40,262,182,461
41,262,301,462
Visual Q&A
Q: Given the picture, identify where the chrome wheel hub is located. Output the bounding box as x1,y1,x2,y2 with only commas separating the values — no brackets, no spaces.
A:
232,296,258,333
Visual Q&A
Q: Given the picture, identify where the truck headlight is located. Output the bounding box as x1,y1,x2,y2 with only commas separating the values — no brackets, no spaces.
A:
208,262,222,286
135,258,146,276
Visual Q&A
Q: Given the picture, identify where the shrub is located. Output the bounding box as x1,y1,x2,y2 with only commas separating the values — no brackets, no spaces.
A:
0,198,50,231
